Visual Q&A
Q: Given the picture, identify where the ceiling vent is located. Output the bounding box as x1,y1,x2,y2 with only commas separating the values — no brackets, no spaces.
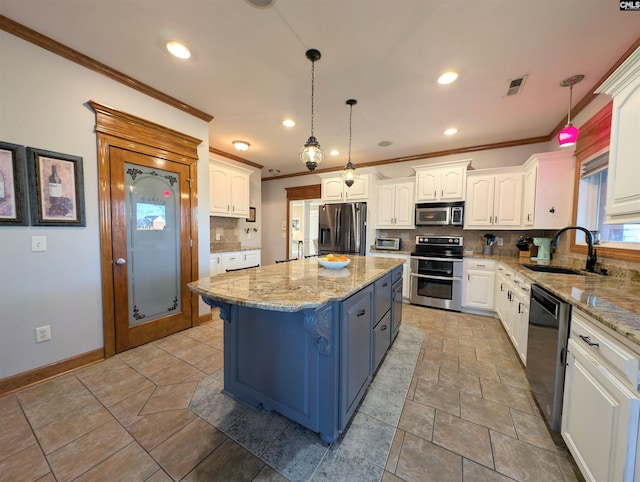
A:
506,75,528,96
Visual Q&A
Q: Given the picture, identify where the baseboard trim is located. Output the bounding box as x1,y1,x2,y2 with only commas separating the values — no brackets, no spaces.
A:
0,348,104,396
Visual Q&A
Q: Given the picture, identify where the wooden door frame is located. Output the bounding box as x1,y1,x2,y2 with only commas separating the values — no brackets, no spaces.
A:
89,101,202,357
285,184,321,259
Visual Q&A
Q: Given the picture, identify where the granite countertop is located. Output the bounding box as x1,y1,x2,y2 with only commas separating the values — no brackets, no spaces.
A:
490,256,640,348
189,255,404,313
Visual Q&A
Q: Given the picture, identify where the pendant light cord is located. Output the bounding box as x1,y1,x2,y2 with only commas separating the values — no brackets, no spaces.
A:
310,60,315,137
567,84,573,125
348,102,353,162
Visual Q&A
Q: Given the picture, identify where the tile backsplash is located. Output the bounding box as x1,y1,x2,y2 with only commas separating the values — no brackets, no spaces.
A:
210,216,240,250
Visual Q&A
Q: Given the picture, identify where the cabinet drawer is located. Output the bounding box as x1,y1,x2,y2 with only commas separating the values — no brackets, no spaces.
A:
374,273,392,322
465,258,496,270
571,310,640,388
392,266,403,284
372,311,391,372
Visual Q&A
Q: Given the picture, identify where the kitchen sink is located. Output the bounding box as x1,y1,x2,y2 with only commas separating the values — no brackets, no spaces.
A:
523,265,585,275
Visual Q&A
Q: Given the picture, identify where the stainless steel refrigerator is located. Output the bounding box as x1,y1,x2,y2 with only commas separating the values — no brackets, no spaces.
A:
318,202,367,256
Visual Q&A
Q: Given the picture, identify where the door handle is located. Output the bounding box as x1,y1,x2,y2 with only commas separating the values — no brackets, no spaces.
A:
356,309,366,317
116,258,127,265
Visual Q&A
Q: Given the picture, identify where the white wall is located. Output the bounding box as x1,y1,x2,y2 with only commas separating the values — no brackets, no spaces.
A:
0,31,210,379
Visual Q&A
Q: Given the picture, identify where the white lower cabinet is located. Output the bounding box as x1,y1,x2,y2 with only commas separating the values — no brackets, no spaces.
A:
494,263,530,365
210,249,261,275
242,249,261,268
562,309,640,482
462,258,496,311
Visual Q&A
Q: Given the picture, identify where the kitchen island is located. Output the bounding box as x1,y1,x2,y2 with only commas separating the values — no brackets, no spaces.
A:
188,255,404,443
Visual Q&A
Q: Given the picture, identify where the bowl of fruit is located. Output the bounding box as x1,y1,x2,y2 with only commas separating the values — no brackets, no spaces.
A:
318,254,351,269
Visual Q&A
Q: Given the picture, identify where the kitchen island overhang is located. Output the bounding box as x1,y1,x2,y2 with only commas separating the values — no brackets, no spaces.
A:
188,255,404,443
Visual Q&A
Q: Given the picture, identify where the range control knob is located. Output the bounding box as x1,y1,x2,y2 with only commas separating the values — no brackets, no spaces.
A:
449,238,454,243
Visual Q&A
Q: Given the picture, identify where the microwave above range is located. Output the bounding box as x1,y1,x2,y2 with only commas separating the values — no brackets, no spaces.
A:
415,202,464,226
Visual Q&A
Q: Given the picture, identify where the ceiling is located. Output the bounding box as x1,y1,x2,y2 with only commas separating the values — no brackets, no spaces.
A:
1,1,639,178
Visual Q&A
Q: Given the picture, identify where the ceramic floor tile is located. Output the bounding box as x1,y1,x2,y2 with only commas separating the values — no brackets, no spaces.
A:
497,365,531,389
253,464,290,481
150,417,226,480
116,343,178,377
432,410,493,469
0,443,50,482
181,438,265,481
438,366,482,397
145,358,203,385
395,432,462,482
358,384,407,427
312,445,383,482
459,392,517,438
413,379,460,416
140,381,198,414
127,409,198,451
510,408,559,452
398,396,436,440
34,399,113,454
193,348,224,374
145,469,173,481
107,385,155,427
0,400,38,462
422,349,459,370
442,340,477,359
225,408,292,456
261,422,329,482
412,359,440,383
47,419,134,482
462,458,514,482
385,429,405,473
339,412,396,468
73,442,160,482
189,376,250,431
491,430,565,481
480,379,535,414
458,357,501,382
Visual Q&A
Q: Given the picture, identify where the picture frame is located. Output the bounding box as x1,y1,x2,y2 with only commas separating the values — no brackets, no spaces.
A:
0,141,29,226
291,218,300,231
246,206,256,223
27,148,86,226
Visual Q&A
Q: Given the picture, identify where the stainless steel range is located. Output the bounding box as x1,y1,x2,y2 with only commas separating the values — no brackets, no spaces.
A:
410,236,463,311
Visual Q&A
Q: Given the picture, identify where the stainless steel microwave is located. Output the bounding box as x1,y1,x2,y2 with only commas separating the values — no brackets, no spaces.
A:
415,202,464,226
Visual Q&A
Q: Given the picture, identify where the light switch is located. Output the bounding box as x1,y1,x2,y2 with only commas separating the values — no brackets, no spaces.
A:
32,236,47,252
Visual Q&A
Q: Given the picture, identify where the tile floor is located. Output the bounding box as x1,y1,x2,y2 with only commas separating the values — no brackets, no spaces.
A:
0,305,583,482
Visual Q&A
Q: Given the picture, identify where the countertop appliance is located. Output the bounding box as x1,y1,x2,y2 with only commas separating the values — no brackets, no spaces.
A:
409,236,463,311
532,237,551,261
526,284,571,431
415,201,464,226
318,202,367,256
375,237,401,251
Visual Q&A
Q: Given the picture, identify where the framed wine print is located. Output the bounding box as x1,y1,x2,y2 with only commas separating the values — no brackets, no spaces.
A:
27,148,86,226
246,206,256,222
0,141,28,226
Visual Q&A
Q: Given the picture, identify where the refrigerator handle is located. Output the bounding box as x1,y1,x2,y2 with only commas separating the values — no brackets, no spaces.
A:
335,206,341,246
353,204,360,253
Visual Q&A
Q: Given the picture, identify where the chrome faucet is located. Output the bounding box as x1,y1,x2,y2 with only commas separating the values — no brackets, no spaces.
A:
551,226,597,272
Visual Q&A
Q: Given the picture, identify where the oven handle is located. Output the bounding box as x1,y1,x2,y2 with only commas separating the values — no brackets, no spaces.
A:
411,256,462,263
410,273,463,282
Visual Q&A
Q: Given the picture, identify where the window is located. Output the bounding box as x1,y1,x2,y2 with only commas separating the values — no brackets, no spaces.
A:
576,152,640,248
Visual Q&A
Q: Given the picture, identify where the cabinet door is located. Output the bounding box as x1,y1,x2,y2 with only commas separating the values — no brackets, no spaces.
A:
209,254,222,276
493,173,522,226
562,339,640,482
416,169,439,201
376,184,396,226
465,176,495,226
464,269,495,310
522,164,537,226
322,177,345,202
242,250,260,268
514,290,529,365
440,166,465,201
345,174,369,201
340,286,373,427
209,165,231,215
394,181,415,226
220,252,242,272
230,171,250,217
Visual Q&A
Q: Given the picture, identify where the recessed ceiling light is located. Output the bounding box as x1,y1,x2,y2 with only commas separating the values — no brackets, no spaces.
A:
283,119,295,127
166,41,191,60
232,140,250,151
444,128,458,136
330,150,340,156
378,141,393,147
437,71,458,85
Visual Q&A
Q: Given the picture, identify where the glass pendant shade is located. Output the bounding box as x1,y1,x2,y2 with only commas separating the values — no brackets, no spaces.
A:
299,135,324,172
558,124,579,147
341,160,359,187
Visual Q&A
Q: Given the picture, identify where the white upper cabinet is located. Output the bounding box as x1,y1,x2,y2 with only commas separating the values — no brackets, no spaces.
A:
521,151,575,229
465,168,523,228
209,161,252,218
376,178,415,229
319,170,377,203
414,159,470,202
596,46,640,223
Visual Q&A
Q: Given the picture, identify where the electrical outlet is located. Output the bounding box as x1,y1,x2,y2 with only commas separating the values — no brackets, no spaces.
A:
497,237,504,246
31,236,47,252
36,325,51,343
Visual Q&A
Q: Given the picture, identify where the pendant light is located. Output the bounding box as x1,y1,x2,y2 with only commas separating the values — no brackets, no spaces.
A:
341,99,359,187
557,74,584,147
299,49,324,172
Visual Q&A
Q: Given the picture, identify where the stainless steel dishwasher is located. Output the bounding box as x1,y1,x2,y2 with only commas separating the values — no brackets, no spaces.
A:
525,284,571,431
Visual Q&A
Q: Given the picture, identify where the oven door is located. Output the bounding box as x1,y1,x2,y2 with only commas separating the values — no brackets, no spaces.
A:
409,257,463,311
